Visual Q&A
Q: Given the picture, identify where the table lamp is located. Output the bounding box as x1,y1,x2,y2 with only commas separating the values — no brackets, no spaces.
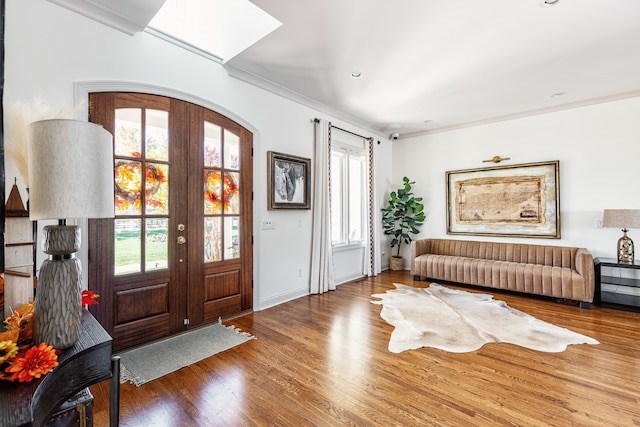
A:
603,209,640,264
27,119,114,349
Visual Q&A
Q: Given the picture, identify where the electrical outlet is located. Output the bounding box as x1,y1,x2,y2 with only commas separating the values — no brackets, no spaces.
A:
595,219,603,228
297,268,302,277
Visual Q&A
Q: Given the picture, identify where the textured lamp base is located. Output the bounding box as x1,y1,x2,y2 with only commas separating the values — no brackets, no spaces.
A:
617,229,635,264
33,225,83,350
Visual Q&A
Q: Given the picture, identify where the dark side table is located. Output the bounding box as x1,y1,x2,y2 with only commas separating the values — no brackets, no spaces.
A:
0,310,120,426
594,257,640,312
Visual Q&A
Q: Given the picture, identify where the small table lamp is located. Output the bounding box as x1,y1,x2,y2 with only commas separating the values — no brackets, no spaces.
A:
603,209,640,264
27,119,114,349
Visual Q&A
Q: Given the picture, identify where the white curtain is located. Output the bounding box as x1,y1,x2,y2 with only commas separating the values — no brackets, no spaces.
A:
310,118,336,294
363,137,381,276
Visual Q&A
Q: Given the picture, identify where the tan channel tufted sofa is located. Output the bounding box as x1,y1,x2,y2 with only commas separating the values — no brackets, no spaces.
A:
410,238,595,306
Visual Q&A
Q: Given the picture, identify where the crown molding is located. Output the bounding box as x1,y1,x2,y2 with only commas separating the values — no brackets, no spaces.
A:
48,0,164,35
403,89,640,139
144,28,223,64
224,64,386,138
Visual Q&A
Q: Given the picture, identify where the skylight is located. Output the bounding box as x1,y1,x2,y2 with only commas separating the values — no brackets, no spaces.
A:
148,0,281,63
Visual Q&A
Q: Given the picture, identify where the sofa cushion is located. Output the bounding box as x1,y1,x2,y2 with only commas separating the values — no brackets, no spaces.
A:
424,239,579,269
411,238,595,303
414,254,588,301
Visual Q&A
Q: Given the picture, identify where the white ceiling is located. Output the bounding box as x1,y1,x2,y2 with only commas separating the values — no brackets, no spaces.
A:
226,0,640,137
148,0,281,62
51,0,640,138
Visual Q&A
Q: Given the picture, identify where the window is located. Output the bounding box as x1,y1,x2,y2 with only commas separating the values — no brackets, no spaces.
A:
331,141,366,246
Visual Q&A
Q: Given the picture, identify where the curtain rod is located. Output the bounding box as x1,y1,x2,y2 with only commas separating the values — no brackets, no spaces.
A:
313,118,372,141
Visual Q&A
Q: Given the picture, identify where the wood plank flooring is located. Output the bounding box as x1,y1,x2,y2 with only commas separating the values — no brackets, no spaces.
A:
90,270,640,426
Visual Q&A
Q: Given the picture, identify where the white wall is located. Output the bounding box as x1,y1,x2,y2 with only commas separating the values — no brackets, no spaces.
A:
376,139,394,269
3,0,392,309
393,96,640,261
16,1,631,299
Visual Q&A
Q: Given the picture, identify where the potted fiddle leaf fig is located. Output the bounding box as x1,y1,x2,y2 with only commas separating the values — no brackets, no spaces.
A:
381,177,425,270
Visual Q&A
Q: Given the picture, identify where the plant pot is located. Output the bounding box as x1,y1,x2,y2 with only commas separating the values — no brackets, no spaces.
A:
389,256,404,271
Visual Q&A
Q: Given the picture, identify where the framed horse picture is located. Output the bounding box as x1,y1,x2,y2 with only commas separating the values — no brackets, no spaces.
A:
267,151,311,210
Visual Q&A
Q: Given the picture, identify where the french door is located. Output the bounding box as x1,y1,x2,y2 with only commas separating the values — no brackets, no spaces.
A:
88,93,253,350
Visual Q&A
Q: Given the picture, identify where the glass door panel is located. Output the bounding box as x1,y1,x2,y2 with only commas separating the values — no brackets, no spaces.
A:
204,170,222,214
145,110,169,161
204,122,222,167
203,122,241,262
145,163,168,215
224,172,240,214
204,217,222,262
115,218,141,275
145,218,168,271
114,106,170,276
115,160,143,215
114,108,141,156
223,129,240,170
224,217,240,260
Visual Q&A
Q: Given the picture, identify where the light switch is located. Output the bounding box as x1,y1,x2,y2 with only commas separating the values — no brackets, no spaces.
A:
262,220,275,230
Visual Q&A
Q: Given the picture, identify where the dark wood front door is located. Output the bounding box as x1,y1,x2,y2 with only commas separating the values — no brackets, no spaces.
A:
88,92,253,350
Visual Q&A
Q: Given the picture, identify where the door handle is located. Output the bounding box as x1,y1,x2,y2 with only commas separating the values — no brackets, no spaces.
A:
177,236,187,245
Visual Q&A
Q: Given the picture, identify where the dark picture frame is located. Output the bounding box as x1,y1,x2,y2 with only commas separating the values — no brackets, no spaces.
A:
446,160,560,238
267,151,311,210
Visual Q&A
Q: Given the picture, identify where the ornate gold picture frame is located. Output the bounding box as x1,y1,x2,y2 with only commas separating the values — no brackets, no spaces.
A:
446,161,560,238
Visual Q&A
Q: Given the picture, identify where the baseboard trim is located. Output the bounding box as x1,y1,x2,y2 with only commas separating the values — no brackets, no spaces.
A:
257,287,309,311
336,273,365,286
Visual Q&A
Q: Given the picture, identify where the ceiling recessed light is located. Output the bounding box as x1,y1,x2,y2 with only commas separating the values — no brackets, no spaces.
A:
350,72,362,78
423,120,433,124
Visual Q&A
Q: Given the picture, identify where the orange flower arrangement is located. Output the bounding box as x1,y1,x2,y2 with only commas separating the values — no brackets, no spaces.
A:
4,343,59,382
0,292,100,382
0,303,58,382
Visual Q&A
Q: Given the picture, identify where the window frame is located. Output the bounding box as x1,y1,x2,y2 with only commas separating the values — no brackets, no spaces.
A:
331,140,366,248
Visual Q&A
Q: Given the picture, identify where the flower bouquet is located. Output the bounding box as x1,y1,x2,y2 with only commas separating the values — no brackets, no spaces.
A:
0,302,58,382
0,290,99,383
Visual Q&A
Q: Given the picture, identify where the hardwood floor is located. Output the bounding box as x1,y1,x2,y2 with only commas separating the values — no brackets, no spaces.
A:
90,270,640,426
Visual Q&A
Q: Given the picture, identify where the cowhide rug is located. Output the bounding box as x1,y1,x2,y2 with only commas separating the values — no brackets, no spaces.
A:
371,283,599,353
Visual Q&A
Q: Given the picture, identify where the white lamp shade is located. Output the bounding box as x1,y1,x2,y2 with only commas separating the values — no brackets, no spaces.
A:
602,209,640,229
27,119,115,220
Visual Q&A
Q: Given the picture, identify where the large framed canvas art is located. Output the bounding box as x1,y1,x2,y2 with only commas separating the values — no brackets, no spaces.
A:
446,161,560,238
